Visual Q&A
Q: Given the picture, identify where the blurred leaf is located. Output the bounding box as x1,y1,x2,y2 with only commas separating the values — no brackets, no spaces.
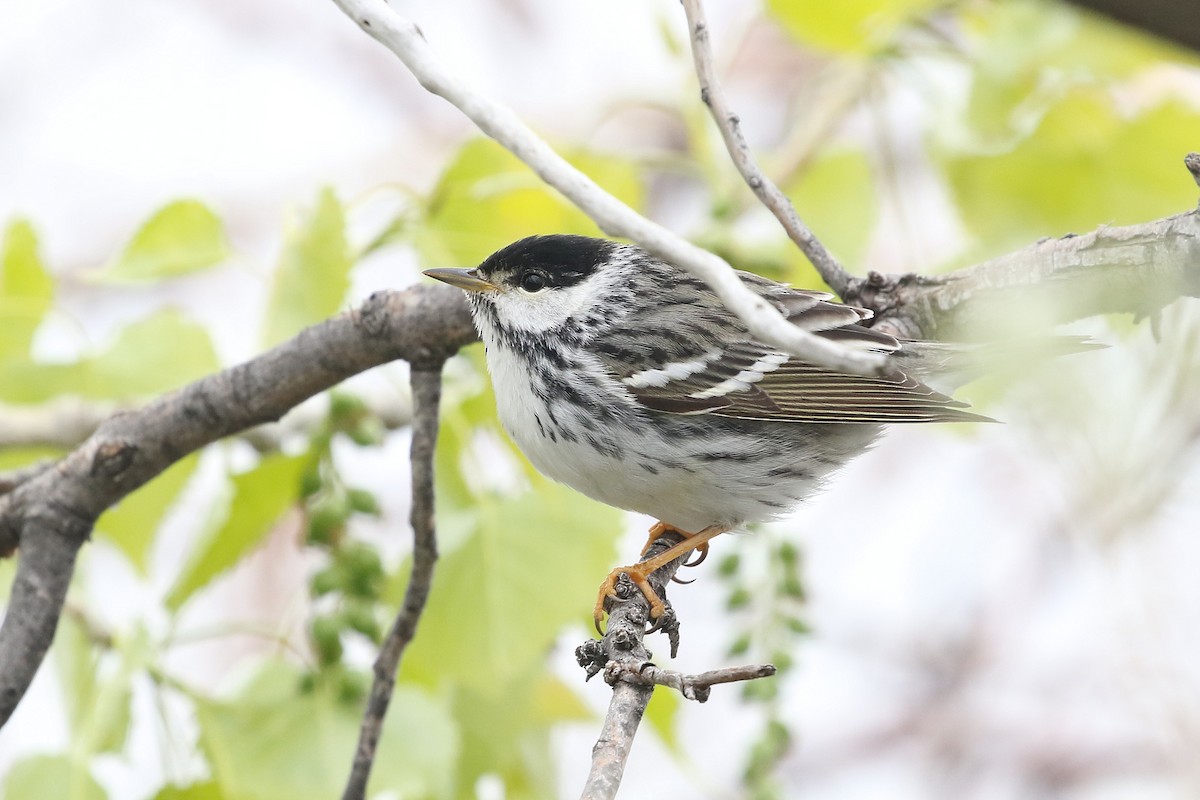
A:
151,782,225,800
0,446,61,471
415,138,644,266
433,351,499,511
452,676,558,799
941,95,1200,259
396,479,620,692
97,200,230,283
784,148,878,277
55,618,147,757
955,0,1186,147
2,755,107,800
262,189,351,347
95,453,200,573
767,0,940,54
0,558,14,603
195,661,458,800
645,688,682,755
1,219,54,358
88,311,220,397
167,453,307,610
0,309,218,404
56,617,101,748
529,674,593,724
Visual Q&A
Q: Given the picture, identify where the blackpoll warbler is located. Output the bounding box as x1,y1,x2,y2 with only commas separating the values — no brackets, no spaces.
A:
425,235,985,628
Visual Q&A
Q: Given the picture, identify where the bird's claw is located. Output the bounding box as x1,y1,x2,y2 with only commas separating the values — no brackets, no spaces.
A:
682,542,708,568
593,566,666,635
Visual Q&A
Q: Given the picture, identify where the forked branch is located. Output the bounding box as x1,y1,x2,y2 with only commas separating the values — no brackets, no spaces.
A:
0,286,476,727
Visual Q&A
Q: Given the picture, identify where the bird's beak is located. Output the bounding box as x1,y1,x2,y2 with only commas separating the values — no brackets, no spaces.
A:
422,267,498,293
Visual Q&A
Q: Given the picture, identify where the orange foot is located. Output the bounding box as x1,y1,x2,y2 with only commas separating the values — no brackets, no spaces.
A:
594,523,730,633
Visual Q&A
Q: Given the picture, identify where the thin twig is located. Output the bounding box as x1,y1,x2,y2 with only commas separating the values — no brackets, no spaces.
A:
681,0,855,298
329,0,887,378
604,661,776,703
341,364,444,800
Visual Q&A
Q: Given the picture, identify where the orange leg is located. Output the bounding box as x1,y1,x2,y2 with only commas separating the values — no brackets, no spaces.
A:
594,523,730,631
640,521,709,566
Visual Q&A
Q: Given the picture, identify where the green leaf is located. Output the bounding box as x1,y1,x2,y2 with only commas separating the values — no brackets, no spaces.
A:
95,453,200,573
529,674,593,724
1,220,54,359
151,781,225,800
88,310,221,397
767,0,940,54
56,616,100,748
954,0,1188,147
0,446,60,471
97,200,230,283
397,478,621,692
415,138,644,267
55,618,147,757
0,309,219,404
195,661,458,800
450,677,559,799
2,755,107,800
0,558,14,604
941,95,1200,260
262,189,351,347
167,453,308,610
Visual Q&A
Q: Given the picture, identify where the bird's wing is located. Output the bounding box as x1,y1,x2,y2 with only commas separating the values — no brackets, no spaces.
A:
595,274,988,424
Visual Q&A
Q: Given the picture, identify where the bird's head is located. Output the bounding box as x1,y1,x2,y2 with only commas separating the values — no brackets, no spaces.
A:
424,235,641,338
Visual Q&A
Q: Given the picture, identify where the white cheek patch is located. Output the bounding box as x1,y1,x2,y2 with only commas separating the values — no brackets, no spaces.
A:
489,282,594,334
689,352,789,399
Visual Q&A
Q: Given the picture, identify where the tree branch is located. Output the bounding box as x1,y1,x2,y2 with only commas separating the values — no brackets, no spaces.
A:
342,363,444,800
0,461,55,497
328,0,889,378
575,533,688,800
681,0,855,297
574,534,778,799
852,209,1200,340
0,284,476,727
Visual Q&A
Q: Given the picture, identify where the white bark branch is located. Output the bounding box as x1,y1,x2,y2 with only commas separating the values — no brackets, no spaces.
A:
328,0,888,377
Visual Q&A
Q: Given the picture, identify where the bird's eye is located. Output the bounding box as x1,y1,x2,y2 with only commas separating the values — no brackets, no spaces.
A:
519,272,547,293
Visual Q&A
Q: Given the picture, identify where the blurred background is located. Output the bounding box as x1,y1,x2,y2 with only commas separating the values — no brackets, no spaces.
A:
2,0,1200,798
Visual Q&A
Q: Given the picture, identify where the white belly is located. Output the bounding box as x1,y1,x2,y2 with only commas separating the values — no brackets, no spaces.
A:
484,343,864,531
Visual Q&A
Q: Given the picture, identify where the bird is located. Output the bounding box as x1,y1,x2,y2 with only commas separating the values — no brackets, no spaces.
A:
424,234,988,630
